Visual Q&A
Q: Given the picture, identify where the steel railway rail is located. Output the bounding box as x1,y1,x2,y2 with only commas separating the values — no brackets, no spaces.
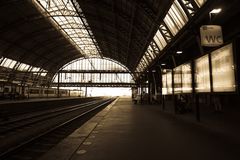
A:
0,97,115,159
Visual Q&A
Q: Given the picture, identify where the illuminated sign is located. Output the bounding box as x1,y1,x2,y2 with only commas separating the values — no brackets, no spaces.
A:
162,72,167,95
182,63,192,93
174,66,182,94
195,55,211,93
211,44,236,92
166,71,173,95
200,25,223,47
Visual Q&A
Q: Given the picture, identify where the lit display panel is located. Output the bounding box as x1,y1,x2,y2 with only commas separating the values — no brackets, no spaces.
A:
174,66,182,94
195,54,211,92
211,44,236,92
182,63,192,93
162,72,167,95
166,70,173,95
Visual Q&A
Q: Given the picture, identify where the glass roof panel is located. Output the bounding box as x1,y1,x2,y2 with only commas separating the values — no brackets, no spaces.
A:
154,30,167,50
53,57,133,83
135,0,207,76
34,0,101,57
164,0,188,36
17,63,30,71
0,58,17,69
194,0,207,7
61,57,129,71
0,57,47,77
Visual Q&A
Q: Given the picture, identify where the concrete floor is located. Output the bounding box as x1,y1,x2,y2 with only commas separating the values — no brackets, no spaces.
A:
42,97,240,160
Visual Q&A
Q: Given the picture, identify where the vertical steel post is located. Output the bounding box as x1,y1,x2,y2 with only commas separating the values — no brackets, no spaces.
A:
57,72,60,98
85,86,87,97
195,35,204,122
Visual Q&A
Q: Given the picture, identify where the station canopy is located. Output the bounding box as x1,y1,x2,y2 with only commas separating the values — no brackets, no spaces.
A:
0,0,210,85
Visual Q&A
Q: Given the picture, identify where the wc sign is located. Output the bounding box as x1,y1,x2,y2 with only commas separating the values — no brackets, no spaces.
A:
200,25,223,47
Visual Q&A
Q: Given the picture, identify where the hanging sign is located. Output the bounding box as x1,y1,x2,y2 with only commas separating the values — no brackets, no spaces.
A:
200,25,223,47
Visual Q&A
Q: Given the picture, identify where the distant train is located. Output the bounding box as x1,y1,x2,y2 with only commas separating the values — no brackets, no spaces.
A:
0,85,83,99
26,87,69,98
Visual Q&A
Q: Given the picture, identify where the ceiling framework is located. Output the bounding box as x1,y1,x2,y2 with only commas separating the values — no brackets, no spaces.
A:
0,1,82,74
75,0,173,71
0,0,172,86
1,0,240,86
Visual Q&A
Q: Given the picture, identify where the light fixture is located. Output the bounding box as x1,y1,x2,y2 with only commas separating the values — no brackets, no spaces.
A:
210,8,222,14
176,51,183,54
161,63,166,66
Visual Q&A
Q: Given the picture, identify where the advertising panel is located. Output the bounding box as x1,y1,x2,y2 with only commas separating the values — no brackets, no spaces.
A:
174,66,182,94
162,71,167,95
166,70,173,95
195,55,211,93
182,63,192,93
211,44,236,92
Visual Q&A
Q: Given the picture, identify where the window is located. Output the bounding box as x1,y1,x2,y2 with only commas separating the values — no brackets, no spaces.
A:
195,54,211,93
53,57,132,83
194,0,207,7
18,63,30,71
154,30,167,50
34,0,101,57
0,58,17,69
163,0,188,36
181,63,192,93
211,44,236,92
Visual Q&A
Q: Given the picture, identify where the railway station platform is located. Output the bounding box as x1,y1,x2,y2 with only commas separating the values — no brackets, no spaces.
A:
40,97,240,160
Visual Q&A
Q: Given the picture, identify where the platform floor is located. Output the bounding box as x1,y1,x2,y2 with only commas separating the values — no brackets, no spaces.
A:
40,97,240,160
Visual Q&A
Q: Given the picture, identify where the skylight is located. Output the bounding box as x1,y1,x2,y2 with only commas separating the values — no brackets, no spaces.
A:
0,57,48,77
135,0,208,76
34,0,100,57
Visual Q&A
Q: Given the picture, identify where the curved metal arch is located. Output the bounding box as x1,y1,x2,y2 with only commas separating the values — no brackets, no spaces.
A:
51,56,134,83
59,57,131,73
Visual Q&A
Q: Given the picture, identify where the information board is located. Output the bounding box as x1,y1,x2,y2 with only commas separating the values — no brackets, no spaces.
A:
195,55,211,93
211,44,236,92
182,63,192,93
166,70,173,95
174,66,182,94
162,71,167,95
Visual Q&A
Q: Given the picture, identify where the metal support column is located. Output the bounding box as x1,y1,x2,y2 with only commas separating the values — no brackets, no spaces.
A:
148,71,152,104
57,72,60,98
85,86,87,97
195,35,204,121
171,55,177,114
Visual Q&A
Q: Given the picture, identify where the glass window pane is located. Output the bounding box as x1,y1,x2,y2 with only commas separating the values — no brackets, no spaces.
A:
1,58,17,69
162,70,167,95
166,70,173,94
163,0,188,36
154,30,167,50
182,63,192,93
174,66,182,94
18,63,30,71
194,0,207,7
211,44,236,92
195,54,211,93
34,0,100,57
55,58,132,83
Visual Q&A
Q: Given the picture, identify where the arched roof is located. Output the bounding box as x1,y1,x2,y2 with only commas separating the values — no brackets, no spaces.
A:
60,57,130,72
0,0,173,76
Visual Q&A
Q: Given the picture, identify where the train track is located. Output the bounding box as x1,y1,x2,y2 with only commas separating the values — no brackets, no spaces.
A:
0,98,114,159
